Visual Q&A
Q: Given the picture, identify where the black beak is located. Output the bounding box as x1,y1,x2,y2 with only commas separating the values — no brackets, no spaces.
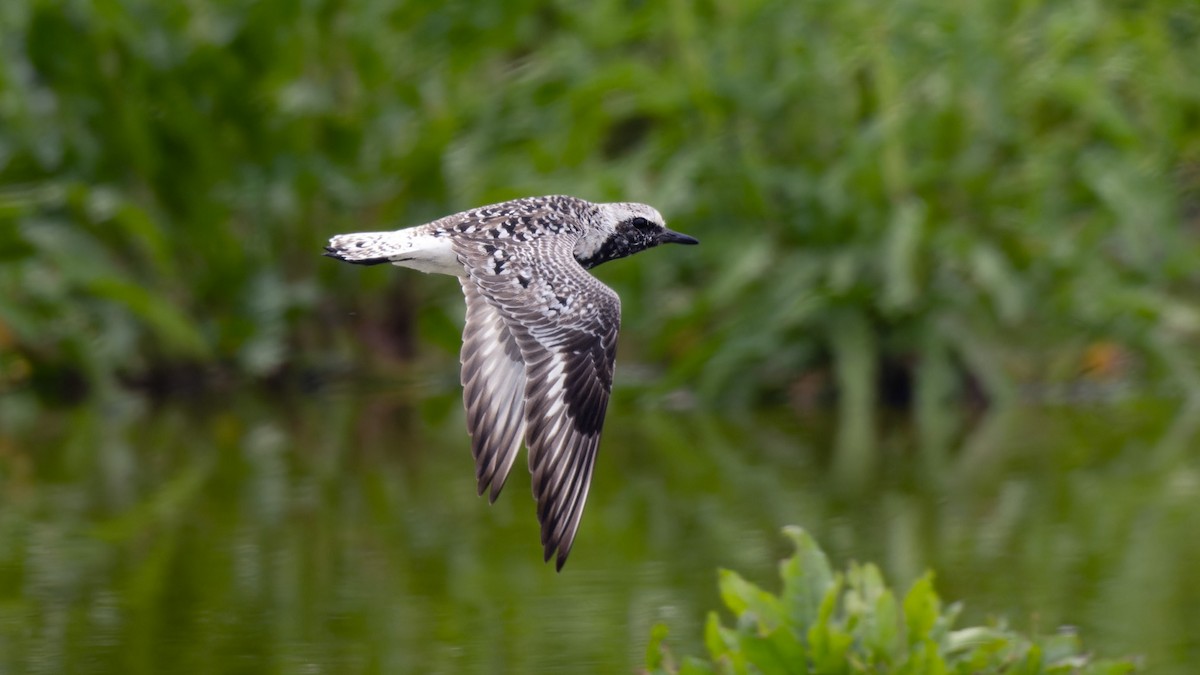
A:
658,228,699,246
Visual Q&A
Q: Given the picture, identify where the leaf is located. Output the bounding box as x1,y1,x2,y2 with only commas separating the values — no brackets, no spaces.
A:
1019,642,1044,674
806,575,850,673
112,200,176,280
881,198,925,312
780,526,835,627
970,243,1025,324
734,633,795,674
944,626,1009,655
765,626,806,672
866,588,900,660
646,622,670,670
899,639,946,675
808,619,853,674
704,611,732,661
86,278,210,358
902,573,940,645
718,569,784,632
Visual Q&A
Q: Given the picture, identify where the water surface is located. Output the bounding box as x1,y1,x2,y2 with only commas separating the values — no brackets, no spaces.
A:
1,386,1197,673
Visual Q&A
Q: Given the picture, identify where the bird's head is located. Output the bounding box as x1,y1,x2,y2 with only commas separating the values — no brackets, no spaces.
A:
575,202,699,269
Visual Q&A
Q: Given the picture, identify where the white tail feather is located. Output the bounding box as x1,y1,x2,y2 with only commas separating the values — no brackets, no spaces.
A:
325,226,460,275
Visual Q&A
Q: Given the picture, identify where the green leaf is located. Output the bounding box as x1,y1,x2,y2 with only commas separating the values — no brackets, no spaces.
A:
1019,642,1044,674
902,573,940,645
808,619,854,674
704,611,732,661
806,576,851,673
86,278,210,358
866,588,900,660
780,526,835,627
944,626,1009,655
899,639,946,675
646,622,670,670
719,569,783,632
734,632,795,674
881,198,925,312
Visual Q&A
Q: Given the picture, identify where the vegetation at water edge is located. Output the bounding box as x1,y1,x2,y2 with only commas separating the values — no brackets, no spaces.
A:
2,0,1199,408
645,527,1139,674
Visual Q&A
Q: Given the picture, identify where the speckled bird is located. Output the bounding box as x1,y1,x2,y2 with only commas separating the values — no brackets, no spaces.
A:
324,195,698,569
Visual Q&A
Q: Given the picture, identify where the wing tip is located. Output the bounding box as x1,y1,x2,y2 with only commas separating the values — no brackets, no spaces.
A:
473,454,513,503
541,524,578,571
475,475,496,501
543,543,571,572
478,477,506,504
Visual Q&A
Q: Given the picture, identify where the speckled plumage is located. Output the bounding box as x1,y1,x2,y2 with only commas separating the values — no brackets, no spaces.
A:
324,195,698,569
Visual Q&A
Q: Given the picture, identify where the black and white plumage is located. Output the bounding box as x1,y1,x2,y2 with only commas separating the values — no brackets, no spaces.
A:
324,195,698,569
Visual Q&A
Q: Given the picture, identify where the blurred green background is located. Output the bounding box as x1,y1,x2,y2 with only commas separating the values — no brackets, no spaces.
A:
2,0,1200,672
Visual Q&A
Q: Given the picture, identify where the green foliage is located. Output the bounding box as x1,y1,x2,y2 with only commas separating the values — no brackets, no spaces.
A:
1,0,1199,403
657,0,1200,408
645,527,1139,674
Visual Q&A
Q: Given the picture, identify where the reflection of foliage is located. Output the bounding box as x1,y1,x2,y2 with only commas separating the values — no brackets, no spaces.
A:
0,395,1193,671
2,0,1199,403
646,528,1139,674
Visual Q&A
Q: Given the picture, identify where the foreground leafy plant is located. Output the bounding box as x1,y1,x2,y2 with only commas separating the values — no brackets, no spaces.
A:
646,527,1137,674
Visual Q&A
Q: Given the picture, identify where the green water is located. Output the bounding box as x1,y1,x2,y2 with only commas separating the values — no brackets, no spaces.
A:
1,387,1197,673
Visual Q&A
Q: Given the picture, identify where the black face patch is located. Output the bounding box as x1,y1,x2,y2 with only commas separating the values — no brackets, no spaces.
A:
575,218,661,269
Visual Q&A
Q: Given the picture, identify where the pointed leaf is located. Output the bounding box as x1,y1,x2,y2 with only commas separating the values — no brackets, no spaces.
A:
719,569,783,631
780,526,835,627
903,573,940,644
646,622,670,670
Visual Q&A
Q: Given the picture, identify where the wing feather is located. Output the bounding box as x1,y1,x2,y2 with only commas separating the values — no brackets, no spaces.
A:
459,280,527,502
456,227,619,570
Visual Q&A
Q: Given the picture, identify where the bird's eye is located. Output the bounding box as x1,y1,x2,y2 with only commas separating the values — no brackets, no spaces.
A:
630,217,650,229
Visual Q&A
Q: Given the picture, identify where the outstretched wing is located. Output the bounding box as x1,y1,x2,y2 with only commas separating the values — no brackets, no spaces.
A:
456,230,620,570
459,279,527,502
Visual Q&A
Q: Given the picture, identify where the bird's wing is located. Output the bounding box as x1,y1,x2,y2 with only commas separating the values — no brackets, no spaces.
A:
459,279,527,502
455,229,620,570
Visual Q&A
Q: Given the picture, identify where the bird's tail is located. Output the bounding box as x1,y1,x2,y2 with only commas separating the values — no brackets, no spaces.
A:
324,230,410,266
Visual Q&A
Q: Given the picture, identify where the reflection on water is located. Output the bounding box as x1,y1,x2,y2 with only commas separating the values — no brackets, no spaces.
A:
1,386,1198,673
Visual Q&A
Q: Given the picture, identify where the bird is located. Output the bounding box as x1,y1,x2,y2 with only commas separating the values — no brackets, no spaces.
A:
324,195,698,569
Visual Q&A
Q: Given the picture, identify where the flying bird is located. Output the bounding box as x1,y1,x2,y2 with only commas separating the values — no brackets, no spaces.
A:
324,195,698,569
